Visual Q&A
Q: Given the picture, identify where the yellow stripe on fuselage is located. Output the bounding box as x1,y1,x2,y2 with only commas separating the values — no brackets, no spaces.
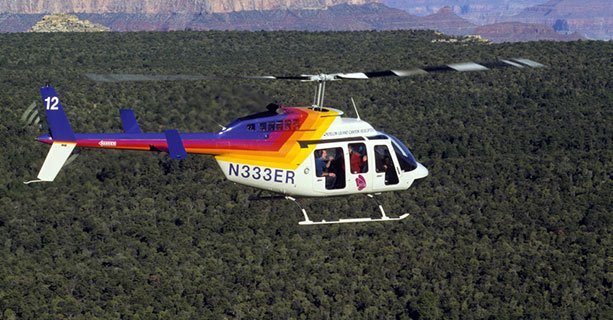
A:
215,108,338,169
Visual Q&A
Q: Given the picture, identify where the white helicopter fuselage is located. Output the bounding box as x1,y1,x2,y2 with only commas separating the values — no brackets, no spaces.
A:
216,107,428,197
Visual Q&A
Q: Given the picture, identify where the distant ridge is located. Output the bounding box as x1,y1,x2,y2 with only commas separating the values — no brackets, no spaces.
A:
507,0,612,40
475,22,585,42
383,0,611,40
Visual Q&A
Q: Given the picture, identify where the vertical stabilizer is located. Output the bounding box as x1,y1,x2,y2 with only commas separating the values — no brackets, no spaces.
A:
24,141,76,184
41,85,75,142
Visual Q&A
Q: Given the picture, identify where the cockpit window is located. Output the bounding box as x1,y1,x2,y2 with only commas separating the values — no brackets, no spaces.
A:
387,134,418,172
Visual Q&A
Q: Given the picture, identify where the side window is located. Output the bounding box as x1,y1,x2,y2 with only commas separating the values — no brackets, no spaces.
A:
374,145,399,185
348,143,368,174
313,147,346,190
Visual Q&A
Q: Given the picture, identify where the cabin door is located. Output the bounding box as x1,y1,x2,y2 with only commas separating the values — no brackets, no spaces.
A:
371,143,400,192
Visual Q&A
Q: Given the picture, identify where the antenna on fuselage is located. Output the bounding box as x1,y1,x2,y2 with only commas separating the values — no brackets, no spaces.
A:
351,97,361,120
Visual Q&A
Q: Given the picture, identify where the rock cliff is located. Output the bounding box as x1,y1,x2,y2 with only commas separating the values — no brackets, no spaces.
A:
0,0,377,14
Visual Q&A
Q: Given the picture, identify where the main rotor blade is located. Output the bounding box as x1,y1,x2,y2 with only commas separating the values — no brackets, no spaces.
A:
335,58,544,80
84,73,314,82
84,73,215,82
241,75,312,80
85,58,544,83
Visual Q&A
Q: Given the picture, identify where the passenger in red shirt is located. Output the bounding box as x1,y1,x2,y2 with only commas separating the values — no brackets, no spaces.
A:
349,145,362,174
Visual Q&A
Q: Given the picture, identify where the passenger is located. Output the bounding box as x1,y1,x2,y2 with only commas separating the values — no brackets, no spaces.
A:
361,154,368,173
331,150,346,189
349,145,362,174
315,149,336,189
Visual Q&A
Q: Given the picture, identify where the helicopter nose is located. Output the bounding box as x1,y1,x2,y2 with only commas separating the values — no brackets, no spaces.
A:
414,162,428,179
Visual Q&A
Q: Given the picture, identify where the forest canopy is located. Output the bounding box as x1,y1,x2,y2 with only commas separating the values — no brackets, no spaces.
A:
0,30,611,319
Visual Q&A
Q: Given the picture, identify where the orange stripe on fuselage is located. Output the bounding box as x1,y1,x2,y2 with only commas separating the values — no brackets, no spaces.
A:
215,108,338,169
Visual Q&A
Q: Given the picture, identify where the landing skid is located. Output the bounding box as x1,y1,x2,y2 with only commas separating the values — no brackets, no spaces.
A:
285,194,410,226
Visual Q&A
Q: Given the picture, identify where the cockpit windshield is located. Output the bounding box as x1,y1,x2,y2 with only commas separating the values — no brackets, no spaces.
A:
386,134,418,172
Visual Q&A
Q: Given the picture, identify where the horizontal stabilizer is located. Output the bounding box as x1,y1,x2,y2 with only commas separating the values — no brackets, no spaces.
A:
24,141,76,184
120,109,142,134
164,129,187,160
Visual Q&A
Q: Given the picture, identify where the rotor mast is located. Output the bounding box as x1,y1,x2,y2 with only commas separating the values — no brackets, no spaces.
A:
313,80,326,108
309,74,337,108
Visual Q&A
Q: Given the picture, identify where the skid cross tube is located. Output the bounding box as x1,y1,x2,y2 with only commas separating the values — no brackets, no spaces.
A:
285,196,311,224
367,193,389,219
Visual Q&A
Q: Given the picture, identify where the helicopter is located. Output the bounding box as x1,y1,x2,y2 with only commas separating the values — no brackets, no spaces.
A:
25,58,543,225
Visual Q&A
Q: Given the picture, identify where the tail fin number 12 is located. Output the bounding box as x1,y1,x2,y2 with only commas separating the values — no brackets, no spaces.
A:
45,96,59,110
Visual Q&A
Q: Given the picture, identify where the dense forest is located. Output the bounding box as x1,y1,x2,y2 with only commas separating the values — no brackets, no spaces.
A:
0,31,610,319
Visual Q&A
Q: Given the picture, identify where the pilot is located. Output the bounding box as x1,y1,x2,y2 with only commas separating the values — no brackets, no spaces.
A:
316,149,336,189
383,156,399,185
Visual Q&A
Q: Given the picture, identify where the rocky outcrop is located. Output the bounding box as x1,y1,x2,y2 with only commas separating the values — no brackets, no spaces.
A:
29,14,110,32
0,0,378,14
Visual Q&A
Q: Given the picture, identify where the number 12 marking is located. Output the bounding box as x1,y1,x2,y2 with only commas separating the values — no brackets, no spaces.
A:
45,96,59,110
